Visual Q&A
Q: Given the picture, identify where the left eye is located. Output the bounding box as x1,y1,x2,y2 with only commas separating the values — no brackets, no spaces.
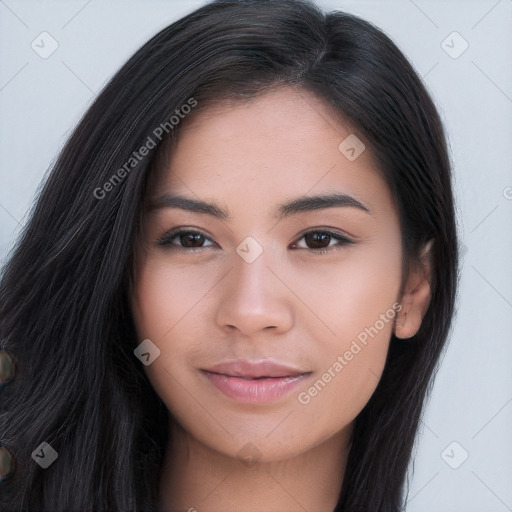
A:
292,231,354,253
155,229,353,254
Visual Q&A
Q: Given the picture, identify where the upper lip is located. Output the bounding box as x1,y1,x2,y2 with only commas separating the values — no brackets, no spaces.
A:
203,359,310,378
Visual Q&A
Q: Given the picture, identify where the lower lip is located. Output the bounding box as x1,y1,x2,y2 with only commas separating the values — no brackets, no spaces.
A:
202,370,310,403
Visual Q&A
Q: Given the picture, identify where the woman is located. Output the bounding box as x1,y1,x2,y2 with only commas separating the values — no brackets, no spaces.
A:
0,0,459,510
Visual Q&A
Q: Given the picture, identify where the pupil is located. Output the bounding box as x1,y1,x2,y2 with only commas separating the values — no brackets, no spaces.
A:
182,233,203,247
306,233,330,249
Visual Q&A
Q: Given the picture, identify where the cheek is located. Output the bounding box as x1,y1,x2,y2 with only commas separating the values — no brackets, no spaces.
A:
292,240,401,422
131,258,214,340
130,261,181,377
292,238,402,342
296,336,390,434
295,283,399,431
130,259,214,406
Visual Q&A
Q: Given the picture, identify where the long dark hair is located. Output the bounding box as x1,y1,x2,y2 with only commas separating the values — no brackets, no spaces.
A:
0,1,459,510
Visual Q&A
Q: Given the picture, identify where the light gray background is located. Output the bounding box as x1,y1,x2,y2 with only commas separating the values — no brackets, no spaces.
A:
1,0,511,510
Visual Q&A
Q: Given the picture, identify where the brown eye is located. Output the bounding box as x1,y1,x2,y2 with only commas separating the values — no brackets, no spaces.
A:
304,232,332,249
155,228,353,255
156,230,215,250
177,232,207,248
293,230,354,254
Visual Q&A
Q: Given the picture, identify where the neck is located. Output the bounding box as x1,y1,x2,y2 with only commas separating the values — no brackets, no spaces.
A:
158,420,353,512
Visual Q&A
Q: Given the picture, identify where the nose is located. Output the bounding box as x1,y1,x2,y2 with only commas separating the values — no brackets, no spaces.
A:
215,245,294,337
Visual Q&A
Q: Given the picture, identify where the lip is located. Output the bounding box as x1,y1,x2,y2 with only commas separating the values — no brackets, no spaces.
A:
201,359,312,403
204,359,308,378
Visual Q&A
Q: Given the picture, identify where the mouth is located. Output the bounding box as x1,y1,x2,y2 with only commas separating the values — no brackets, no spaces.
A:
201,359,313,403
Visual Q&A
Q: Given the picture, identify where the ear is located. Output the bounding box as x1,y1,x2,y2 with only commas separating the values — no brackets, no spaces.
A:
394,240,433,339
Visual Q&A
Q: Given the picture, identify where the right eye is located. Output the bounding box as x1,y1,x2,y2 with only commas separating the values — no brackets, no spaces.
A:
155,229,217,252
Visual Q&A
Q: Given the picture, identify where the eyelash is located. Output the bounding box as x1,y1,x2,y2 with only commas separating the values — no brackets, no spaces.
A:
155,228,354,255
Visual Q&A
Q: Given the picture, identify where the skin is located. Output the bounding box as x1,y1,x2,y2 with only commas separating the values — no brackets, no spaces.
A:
130,86,432,512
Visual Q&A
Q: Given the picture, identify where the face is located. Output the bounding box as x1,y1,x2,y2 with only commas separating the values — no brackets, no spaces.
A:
131,86,406,464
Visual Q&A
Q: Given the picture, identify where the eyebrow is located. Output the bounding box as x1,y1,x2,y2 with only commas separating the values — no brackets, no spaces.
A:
148,192,372,220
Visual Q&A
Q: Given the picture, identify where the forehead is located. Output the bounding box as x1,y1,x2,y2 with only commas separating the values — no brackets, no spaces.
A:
150,87,393,218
